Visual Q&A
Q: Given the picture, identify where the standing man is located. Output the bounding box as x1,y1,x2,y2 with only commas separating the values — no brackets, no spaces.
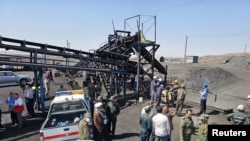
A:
152,106,170,141
25,84,35,118
93,102,108,141
140,106,152,141
198,83,209,115
176,84,186,116
150,76,158,104
106,96,120,137
78,112,92,140
13,93,25,129
179,109,195,141
6,92,17,125
196,114,209,141
162,105,175,141
169,80,179,107
155,84,164,106
88,80,96,102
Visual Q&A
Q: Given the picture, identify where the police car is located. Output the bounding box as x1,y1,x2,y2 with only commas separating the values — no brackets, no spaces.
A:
39,90,93,141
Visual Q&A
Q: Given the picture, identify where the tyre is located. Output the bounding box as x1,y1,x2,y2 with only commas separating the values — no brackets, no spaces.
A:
20,78,28,85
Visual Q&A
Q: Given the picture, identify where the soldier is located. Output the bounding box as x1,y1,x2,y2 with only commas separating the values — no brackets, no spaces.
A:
106,95,120,137
179,109,195,141
226,104,250,125
176,84,186,116
78,112,92,140
196,114,209,141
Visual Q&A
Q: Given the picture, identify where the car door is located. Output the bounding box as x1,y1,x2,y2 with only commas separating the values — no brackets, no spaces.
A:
0,72,5,84
6,71,18,83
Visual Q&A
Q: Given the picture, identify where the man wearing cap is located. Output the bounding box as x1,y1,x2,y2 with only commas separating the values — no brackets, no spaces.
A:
93,102,108,141
196,114,209,141
244,94,250,117
106,95,120,137
169,79,179,107
226,104,250,125
78,112,92,140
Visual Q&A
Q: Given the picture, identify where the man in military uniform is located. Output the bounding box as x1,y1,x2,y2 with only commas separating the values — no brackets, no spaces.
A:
196,114,209,141
106,95,120,137
78,112,92,140
179,109,195,141
226,104,250,125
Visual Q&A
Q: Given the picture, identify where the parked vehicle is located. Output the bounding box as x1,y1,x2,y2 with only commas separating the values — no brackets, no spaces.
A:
39,90,93,141
0,71,32,86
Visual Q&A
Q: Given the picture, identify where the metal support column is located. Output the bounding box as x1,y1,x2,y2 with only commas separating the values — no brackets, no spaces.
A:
136,45,141,103
38,69,45,116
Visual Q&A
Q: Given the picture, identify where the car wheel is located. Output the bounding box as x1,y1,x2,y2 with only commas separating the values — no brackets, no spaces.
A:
20,78,28,85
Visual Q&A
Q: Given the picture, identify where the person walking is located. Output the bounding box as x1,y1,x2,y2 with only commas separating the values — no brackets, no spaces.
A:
13,93,25,128
106,96,120,137
198,83,209,115
162,105,175,141
179,109,195,141
78,112,92,140
176,84,186,116
196,114,209,141
226,104,250,125
6,92,17,125
93,102,108,141
140,106,153,141
152,106,170,141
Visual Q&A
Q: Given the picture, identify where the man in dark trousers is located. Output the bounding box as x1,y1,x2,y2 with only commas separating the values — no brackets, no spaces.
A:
88,80,96,102
106,95,120,138
140,106,152,141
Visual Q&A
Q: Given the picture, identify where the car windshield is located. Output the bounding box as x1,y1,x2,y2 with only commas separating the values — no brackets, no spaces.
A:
50,100,85,113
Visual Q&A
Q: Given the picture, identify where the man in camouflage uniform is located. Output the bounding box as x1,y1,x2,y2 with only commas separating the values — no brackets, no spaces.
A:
179,109,195,141
196,114,209,141
226,104,250,125
106,95,120,137
78,112,92,140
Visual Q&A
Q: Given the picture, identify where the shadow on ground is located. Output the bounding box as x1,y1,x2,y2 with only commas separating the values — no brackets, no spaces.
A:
112,132,140,140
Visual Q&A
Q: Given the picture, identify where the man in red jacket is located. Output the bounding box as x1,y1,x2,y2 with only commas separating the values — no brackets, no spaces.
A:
13,93,24,128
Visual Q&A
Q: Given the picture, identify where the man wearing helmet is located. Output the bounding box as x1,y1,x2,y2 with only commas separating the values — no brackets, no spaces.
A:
226,104,250,125
169,79,179,107
198,83,209,115
245,94,250,117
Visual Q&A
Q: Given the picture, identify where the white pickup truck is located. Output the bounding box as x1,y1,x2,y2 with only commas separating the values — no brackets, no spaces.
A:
39,90,93,141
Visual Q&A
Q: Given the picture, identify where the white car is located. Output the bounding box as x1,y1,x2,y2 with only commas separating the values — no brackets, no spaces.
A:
0,71,32,86
39,90,93,141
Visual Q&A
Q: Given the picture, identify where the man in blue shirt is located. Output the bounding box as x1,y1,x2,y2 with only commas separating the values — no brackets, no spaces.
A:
6,92,17,125
198,83,209,115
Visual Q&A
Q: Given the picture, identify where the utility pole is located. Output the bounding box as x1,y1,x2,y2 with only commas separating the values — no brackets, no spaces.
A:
184,36,188,64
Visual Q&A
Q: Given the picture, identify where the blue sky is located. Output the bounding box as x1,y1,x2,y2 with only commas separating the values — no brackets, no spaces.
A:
0,0,249,57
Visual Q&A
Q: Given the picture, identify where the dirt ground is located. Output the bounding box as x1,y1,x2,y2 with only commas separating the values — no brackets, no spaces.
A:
0,53,250,141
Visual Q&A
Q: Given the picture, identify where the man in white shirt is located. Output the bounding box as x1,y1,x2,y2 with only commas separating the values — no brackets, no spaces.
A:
152,106,170,141
25,84,35,118
14,93,24,128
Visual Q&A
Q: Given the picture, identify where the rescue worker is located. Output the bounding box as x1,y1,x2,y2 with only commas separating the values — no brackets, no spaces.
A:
244,94,250,117
198,83,209,115
169,79,179,107
196,114,209,141
106,95,120,137
176,84,186,116
78,112,92,140
155,84,164,106
226,104,250,125
179,109,195,141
